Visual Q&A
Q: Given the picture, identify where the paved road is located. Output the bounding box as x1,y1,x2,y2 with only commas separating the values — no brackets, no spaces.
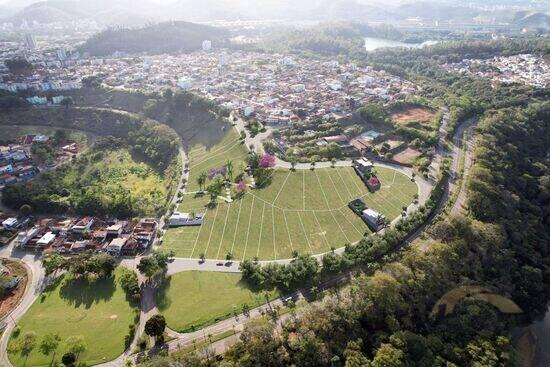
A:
0,242,45,367
0,110,474,367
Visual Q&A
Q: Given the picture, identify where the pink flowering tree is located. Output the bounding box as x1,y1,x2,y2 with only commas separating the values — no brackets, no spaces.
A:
207,166,227,180
235,180,248,195
258,154,276,169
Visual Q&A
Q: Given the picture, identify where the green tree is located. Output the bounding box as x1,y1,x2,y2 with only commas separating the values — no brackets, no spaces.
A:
61,352,76,367
39,333,61,366
65,335,86,358
197,172,207,192
226,160,234,181
144,314,166,342
19,332,37,362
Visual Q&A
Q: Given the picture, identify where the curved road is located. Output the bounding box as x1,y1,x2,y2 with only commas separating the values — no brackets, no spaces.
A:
0,111,477,367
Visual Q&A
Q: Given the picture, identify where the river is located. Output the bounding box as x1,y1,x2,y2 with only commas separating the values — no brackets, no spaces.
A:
364,37,438,51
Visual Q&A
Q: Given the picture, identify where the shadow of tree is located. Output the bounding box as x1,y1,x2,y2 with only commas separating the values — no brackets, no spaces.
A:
59,275,116,309
154,276,172,312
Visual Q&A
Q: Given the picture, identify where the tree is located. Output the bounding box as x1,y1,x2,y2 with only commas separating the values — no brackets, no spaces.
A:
61,352,76,367
137,251,169,279
60,97,74,110
18,204,32,217
42,252,66,276
65,336,86,358
144,314,166,342
137,257,161,278
39,333,61,366
226,252,234,262
19,332,37,361
197,172,207,192
226,160,234,181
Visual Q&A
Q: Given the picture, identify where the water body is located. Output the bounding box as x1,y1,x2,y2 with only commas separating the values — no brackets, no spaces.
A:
514,307,550,367
364,37,438,51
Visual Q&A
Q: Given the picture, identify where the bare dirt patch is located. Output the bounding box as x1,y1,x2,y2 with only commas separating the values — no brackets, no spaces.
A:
391,107,435,125
0,259,29,320
393,147,422,165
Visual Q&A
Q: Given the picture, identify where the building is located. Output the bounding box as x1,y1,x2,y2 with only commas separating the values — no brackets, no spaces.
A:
15,227,40,247
361,208,386,232
71,217,94,233
202,40,212,51
24,34,36,49
169,212,205,227
36,232,56,250
106,237,127,257
348,199,386,232
2,218,18,229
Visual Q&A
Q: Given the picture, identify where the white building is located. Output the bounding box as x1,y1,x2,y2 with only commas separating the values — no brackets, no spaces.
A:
177,78,193,90
202,40,212,51
15,227,40,247
37,232,56,247
169,212,205,227
2,218,18,229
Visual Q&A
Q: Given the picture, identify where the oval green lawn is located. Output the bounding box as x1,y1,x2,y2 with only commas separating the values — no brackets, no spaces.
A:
8,268,138,367
156,271,277,332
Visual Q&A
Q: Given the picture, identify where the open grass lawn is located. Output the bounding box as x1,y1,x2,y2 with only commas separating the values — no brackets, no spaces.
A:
162,166,418,260
185,128,248,192
156,271,278,332
8,268,138,367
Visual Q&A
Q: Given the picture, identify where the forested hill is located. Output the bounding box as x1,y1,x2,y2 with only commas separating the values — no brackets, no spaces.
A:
80,21,229,56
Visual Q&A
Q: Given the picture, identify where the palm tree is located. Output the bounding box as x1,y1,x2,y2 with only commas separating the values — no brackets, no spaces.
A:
197,172,207,192
226,160,234,181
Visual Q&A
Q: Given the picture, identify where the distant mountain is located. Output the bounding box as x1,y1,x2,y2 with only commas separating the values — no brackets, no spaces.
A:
2,0,165,26
513,11,550,28
80,21,229,56
396,2,481,22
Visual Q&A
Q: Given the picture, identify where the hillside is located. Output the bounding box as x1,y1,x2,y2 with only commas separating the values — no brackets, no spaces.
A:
80,21,228,56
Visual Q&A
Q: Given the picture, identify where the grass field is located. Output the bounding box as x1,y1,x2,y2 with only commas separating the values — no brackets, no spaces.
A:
186,128,248,192
163,165,417,260
156,271,278,332
8,268,138,367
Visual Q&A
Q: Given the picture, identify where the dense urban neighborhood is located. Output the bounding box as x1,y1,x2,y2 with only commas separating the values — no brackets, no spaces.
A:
0,2,548,367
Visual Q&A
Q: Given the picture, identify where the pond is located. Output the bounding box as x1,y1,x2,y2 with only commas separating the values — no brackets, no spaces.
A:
364,37,438,51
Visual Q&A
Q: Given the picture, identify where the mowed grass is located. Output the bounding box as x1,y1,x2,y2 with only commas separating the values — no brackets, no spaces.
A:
186,129,248,192
156,271,278,332
162,166,417,260
8,268,138,367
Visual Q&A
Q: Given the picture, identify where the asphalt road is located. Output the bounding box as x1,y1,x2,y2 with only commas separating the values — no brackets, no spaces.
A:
0,112,476,367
